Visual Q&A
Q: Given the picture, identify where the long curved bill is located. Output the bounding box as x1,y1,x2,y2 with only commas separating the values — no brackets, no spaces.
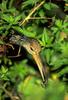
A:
32,53,45,82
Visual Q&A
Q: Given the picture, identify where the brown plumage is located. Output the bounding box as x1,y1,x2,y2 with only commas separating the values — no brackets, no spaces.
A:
9,34,46,82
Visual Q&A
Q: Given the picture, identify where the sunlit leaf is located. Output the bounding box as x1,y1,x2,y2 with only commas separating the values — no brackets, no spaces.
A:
12,26,36,37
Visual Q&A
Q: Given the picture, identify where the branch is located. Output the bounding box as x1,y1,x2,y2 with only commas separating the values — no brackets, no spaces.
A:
28,17,52,20
0,86,20,100
19,1,45,26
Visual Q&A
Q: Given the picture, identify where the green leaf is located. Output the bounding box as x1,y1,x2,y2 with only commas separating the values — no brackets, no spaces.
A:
1,14,14,24
41,28,52,46
0,66,9,80
8,60,28,80
55,20,62,28
44,3,58,10
0,26,5,31
1,66,8,73
45,49,54,64
0,0,7,11
60,43,68,58
12,26,36,37
0,40,4,44
44,3,51,10
42,29,48,46
18,76,45,100
51,27,58,34
50,56,68,70
39,9,45,17
44,80,65,100
8,59,36,81
6,7,18,14
57,66,68,77
14,14,22,22
8,0,14,8
21,0,39,9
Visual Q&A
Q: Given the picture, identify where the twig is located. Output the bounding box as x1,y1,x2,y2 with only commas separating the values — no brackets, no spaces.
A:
17,46,21,56
19,1,45,26
6,43,14,50
0,86,20,100
28,17,52,20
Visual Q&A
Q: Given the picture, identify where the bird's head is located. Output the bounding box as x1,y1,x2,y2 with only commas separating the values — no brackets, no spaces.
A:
23,39,41,55
9,34,41,55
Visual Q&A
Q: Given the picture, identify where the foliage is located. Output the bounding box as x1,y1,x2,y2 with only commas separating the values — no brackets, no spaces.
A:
0,0,68,100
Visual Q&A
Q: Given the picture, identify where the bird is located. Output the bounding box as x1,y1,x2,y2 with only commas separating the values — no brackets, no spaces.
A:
9,34,46,82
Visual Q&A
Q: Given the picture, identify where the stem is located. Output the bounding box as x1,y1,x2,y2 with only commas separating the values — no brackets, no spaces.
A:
19,1,45,26
29,17,52,20
0,86,20,100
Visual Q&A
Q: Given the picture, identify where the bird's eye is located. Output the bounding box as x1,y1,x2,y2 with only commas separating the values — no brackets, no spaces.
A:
30,46,34,51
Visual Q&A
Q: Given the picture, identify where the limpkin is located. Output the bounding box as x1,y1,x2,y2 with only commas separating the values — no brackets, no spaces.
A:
9,34,47,82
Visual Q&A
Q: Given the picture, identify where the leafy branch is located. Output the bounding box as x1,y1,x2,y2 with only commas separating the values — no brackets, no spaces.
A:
19,0,45,25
